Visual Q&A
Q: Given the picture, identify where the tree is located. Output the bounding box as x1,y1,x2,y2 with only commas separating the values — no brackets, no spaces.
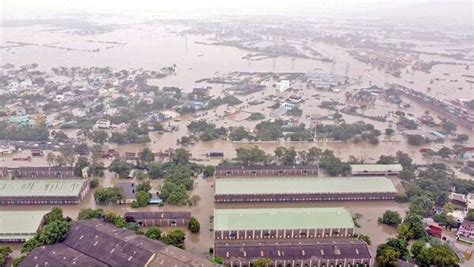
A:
409,196,434,216
46,152,56,166
90,130,108,144
455,134,469,143
253,258,273,267
396,151,413,168
94,187,123,205
55,154,66,166
358,234,371,245
376,247,400,267
21,238,41,253
379,210,402,227
132,191,151,208
53,131,69,142
283,147,297,165
90,144,103,164
160,182,188,205
235,146,269,165
161,229,186,248
407,135,425,146
74,157,89,177
125,223,140,231
44,207,66,225
319,150,350,176
229,126,253,141
203,165,215,178
0,246,12,266
78,208,104,220
38,220,71,245
59,145,75,167
172,148,191,164
148,162,165,178
377,155,396,164
415,245,459,267
139,148,155,163
442,121,457,133
104,212,126,228
307,147,322,163
109,158,132,178
398,213,426,240
385,128,395,136
398,169,415,181
74,143,89,156
145,227,162,240
187,217,200,233
136,181,151,192
466,210,474,221
385,238,409,259
410,240,426,259
213,256,224,264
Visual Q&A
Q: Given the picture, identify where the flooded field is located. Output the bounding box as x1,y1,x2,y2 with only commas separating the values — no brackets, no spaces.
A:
1,15,473,266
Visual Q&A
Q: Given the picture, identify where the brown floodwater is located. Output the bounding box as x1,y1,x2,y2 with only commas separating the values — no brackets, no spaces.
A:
1,21,473,264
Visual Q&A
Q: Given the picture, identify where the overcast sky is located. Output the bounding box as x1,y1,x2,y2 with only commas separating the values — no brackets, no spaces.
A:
1,0,472,25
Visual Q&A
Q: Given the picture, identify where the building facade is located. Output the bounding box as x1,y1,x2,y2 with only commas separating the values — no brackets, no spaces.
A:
0,211,47,243
13,166,76,179
124,211,191,227
214,239,372,267
214,208,355,240
216,165,318,177
350,164,403,176
0,180,90,205
214,177,398,203
457,220,474,240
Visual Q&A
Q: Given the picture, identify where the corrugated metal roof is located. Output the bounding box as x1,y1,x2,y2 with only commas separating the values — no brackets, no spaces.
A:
214,207,354,231
215,176,397,195
0,211,47,240
0,179,86,197
351,164,403,172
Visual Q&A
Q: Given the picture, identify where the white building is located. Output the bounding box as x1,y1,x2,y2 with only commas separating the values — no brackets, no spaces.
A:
95,119,111,129
276,80,290,92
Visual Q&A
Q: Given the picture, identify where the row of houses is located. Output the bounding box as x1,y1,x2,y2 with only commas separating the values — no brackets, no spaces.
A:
0,179,90,205
0,166,76,179
0,211,48,243
20,219,213,267
213,207,372,266
124,211,191,227
214,176,398,203
216,164,402,177
211,164,402,265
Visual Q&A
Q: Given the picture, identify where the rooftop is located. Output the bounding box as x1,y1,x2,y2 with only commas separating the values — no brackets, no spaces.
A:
351,164,403,172
21,220,213,267
0,180,86,197
0,211,48,240
217,165,318,171
215,176,397,195
214,207,354,231
215,239,371,262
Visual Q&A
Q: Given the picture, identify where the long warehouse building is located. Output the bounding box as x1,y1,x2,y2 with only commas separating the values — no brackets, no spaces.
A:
351,164,403,176
0,211,48,243
214,207,355,240
215,239,372,267
0,179,90,205
214,176,398,203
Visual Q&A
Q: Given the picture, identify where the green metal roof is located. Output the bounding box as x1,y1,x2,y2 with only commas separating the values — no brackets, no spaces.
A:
0,211,48,240
214,207,354,231
215,176,397,195
0,180,86,197
351,164,403,172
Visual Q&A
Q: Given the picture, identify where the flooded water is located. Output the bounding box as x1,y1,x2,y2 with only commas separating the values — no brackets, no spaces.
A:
1,19,473,265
